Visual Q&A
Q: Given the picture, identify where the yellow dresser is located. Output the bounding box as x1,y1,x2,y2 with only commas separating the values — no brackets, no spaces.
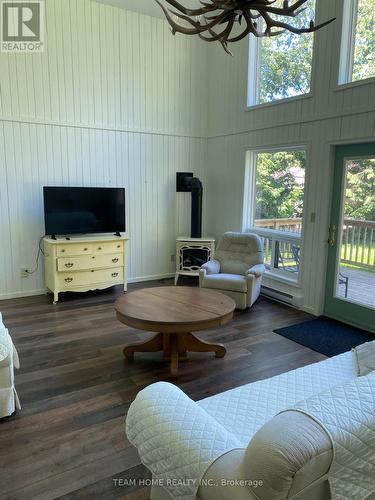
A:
44,236,129,303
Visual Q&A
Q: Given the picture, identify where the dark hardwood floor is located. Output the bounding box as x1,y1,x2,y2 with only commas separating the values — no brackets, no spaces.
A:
0,279,325,500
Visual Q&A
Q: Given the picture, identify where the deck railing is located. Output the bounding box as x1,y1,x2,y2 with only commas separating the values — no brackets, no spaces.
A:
255,217,375,270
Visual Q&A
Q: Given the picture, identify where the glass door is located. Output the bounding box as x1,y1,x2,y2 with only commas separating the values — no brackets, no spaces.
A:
324,143,375,332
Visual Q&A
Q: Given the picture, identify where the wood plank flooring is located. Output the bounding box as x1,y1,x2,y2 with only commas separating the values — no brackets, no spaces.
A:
0,279,325,500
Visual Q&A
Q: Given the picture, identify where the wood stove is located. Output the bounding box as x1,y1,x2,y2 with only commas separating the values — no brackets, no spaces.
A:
175,237,215,285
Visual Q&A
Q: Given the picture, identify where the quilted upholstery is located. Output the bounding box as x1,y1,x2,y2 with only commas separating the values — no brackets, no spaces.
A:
353,340,375,376
293,371,375,500
198,351,357,445
126,382,241,500
127,351,360,500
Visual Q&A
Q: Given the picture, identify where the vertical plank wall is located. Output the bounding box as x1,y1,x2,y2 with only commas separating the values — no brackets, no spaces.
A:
205,0,375,314
0,0,208,298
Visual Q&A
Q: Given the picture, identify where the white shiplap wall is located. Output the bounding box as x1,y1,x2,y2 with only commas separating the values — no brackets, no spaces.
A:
0,0,208,299
205,0,375,314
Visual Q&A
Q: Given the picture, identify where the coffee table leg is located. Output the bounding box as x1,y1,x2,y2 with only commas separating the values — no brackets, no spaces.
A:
184,332,226,358
170,334,179,377
123,332,163,361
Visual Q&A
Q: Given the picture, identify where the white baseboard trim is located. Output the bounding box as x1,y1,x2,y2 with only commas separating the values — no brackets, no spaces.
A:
0,288,47,300
0,273,176,301
127,273,175,284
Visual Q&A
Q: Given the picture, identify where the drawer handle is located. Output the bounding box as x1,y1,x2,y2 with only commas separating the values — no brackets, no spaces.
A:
98,247,102,250
65,263,74,268
112,258,119,263
112,272,119,278
117,245,121,249
92,256,96,259
61,249,66,253
84,248,88,251
64,277,73,283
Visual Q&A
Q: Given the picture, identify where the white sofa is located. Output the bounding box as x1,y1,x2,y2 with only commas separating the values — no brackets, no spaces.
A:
126,348,374,500
0,312,21,418
199,232,265,310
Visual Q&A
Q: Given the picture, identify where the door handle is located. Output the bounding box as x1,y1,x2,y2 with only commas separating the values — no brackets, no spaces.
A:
328,225,336,246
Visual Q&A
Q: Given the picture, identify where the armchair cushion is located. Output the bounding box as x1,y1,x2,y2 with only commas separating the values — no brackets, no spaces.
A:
201,274,248,293
201,259,221,275
246,264,266,278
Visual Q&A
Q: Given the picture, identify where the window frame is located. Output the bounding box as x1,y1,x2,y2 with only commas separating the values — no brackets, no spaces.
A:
338,0,375,86
246,13,316,109
242,146,309,283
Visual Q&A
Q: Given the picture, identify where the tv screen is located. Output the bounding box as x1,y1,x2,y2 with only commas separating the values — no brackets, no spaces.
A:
43,187,125,236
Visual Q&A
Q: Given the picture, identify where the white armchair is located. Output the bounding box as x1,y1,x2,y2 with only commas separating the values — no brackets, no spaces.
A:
0,313,21,418
199,232,265,310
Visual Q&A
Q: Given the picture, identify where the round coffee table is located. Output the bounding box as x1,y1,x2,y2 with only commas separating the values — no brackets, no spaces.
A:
115,287,235,376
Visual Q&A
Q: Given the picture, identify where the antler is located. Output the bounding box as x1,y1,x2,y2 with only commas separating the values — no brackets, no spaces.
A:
156,0,335,54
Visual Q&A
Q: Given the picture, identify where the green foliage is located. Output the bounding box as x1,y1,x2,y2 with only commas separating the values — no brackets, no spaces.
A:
259,0,315,103
352,0,375,81
258,0,375,101
255,151,306,220
345,159,375,221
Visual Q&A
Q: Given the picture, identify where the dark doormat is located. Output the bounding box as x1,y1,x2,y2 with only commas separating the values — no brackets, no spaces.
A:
274,317,374,357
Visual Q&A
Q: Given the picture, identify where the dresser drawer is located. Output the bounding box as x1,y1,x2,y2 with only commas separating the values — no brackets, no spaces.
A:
56,243,93,257
59,267,124,288
57,253,123,272
91,241,124,254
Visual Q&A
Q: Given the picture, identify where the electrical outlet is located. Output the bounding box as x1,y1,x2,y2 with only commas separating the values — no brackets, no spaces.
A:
20,267,29,278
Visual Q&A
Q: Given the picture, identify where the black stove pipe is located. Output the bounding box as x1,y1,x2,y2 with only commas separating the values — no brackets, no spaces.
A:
185,177,203,238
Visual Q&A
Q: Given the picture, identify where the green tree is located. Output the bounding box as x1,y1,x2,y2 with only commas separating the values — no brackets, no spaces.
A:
259,0,315,103
345,159,375,221
353,0,375,81
255,151,306,220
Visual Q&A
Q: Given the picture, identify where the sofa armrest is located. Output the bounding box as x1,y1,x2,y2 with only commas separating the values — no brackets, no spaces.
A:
246,264,266,278
242,410,333,499
201,259,221,275
127,382,240,500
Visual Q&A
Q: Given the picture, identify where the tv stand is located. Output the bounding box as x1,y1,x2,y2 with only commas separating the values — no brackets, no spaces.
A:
44,235,129,304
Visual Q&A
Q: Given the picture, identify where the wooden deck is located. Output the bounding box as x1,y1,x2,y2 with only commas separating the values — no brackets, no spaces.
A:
338,267,375,309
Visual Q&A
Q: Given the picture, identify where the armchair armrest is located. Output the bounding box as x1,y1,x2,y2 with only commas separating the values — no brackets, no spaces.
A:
246,263,266,278
201,259,221,275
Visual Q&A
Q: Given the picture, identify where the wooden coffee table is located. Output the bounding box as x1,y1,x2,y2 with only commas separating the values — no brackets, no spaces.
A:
115,287,235,376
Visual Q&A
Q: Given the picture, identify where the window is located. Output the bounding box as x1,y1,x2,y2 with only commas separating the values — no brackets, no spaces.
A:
243,149,307,278
339,0,375,84
247,0,315,106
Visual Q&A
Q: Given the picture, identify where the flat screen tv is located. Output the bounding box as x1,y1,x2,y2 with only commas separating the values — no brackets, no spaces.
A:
43,187,125,236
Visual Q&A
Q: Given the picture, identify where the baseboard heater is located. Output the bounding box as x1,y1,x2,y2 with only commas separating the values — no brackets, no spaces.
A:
261,286,304,307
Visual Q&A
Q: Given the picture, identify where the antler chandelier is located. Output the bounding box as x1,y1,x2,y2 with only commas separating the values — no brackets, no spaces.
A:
155,0,335,54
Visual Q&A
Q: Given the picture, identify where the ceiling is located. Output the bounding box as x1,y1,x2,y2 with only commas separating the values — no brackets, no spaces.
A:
93,0,201,19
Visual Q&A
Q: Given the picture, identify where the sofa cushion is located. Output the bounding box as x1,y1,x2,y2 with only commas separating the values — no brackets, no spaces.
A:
352,340,375,376
202,273,248,293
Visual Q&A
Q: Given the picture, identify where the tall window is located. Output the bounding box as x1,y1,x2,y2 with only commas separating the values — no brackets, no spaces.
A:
243,149,307,278
247,0,315,106
340,0,375,84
